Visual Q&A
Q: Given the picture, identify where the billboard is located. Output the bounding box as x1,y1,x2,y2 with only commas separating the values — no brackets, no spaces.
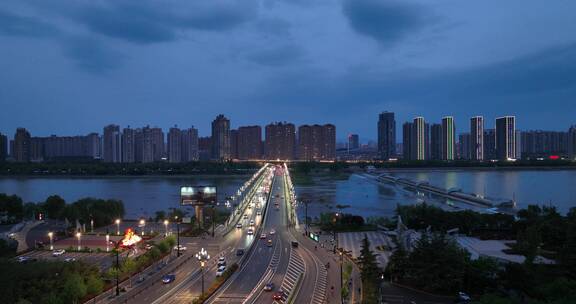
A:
181,186,217,205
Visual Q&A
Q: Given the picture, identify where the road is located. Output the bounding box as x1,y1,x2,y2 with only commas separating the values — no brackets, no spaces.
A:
105,165,275,304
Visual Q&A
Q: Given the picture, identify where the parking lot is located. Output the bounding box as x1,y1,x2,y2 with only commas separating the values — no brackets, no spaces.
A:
16,250,114,269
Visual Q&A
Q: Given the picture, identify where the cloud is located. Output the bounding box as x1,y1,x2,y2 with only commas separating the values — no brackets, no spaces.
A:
0,8,59,38
255,18,292,38
342,0,435,47
62,36,125,73
247,44,304,67
76,0,256,44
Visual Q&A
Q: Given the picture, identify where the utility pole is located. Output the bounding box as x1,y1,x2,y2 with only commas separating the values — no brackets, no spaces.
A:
176,216,181,257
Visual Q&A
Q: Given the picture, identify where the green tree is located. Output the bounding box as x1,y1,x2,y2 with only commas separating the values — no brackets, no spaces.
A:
357,234,380,304
62,273,87,304
85,275,103,296
122,258,137,287
44,195,66,219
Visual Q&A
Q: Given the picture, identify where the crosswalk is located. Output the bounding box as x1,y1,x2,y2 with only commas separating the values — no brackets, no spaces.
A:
277,250,305,303
311,259,327,304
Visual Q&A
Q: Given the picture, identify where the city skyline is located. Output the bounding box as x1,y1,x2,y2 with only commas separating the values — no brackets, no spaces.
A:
1,1,576,140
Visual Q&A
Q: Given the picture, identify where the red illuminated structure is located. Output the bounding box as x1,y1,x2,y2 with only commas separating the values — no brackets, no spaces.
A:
120,228,142,247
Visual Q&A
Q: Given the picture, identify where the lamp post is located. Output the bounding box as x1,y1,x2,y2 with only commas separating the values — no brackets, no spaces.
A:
106,234,110,252
175,216,181,257
339,250,344,304
139,219,146,236
112,240,122,296
333,213,340,254
90,218,94,233
195,248,210,297
48,232,54,250
76,232,82,251
164,219,169,237
115,219,121,235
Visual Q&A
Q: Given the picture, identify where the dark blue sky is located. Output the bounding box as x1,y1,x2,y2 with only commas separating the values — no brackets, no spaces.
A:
1,0,575,142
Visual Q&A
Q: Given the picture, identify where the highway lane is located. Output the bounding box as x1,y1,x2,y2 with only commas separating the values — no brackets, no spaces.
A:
107,166,274,304
210,168,290,304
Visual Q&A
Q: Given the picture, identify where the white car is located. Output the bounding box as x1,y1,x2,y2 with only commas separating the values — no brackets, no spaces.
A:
247,228,254,235
249,220,255,226
52,249,66,256
174,245,187,251
269,229,276,235
236,223,242,229
216,265,226,277
256,210,262,216
64,257,76,262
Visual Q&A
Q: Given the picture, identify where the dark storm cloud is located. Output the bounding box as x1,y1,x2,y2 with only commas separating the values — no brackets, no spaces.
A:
62,37,125,73
254,42,576,120
76,1,256,44
247,44,304,66
342,0,435,47
0,8,59,37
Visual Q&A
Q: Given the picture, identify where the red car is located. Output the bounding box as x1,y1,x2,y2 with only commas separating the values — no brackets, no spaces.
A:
272,291,286,300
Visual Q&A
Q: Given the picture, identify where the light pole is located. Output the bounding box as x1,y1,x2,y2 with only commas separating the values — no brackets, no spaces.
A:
175,216,181,257
195,248,210,297
76,232,82,251
106,234,110,252
139,219,146,236
164,219,169,237
339,250,344,304
48,232,54,250
115,219,121,235
90,218,94,233
333,213,340,254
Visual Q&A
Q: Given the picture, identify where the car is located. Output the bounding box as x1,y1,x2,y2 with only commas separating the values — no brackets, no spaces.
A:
218,257,226,267
64,257,76,262
16,256,32,263
269,229,276,235
267,239,273,247
52,249,65,256
243,214,248,219
247,228,254,235
136,276,146,283
216,266,226,277
272,291,286,300
161,274,176,284
457,292,471,303
144,244,153,250
236,249,245,256
236,223,242,229
256,211,261,216
260,233,267,239
249,220,255,226
291,241,299,248
174,245,187,251
264,282,274,291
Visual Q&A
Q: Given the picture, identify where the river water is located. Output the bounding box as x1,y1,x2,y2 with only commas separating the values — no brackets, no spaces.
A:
0,170,574,220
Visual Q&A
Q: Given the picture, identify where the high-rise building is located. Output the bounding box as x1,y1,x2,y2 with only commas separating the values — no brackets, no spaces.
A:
181,127,199,162
378,112,396,160
411,117,428,160
238,126,262,160
13,128,31,162
442,116,456,161
402,122,412,160
297,124,336,161
168,126,182,163
430,124,442,161
484,129,497,160
0,133,7,162
198,137,212,161
265,122,296,160
230,129,239,160
86,133,101,160
569,126,576,160
211,114,231,161
520,130,570,159
103,124,121,163
470,116,484,161
141,126,164,163
495,116,516,160
348,134,359,151
459,133,471,160
122,127,136,163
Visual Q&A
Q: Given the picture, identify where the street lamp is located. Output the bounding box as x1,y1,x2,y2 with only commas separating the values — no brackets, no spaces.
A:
175,216,181,257
164,219,169,237
48,232,54,250
139,219,146,236
339,250,344,304
106,234,110,252
115,219,121,235
76,232,82,251
195,248,210,297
